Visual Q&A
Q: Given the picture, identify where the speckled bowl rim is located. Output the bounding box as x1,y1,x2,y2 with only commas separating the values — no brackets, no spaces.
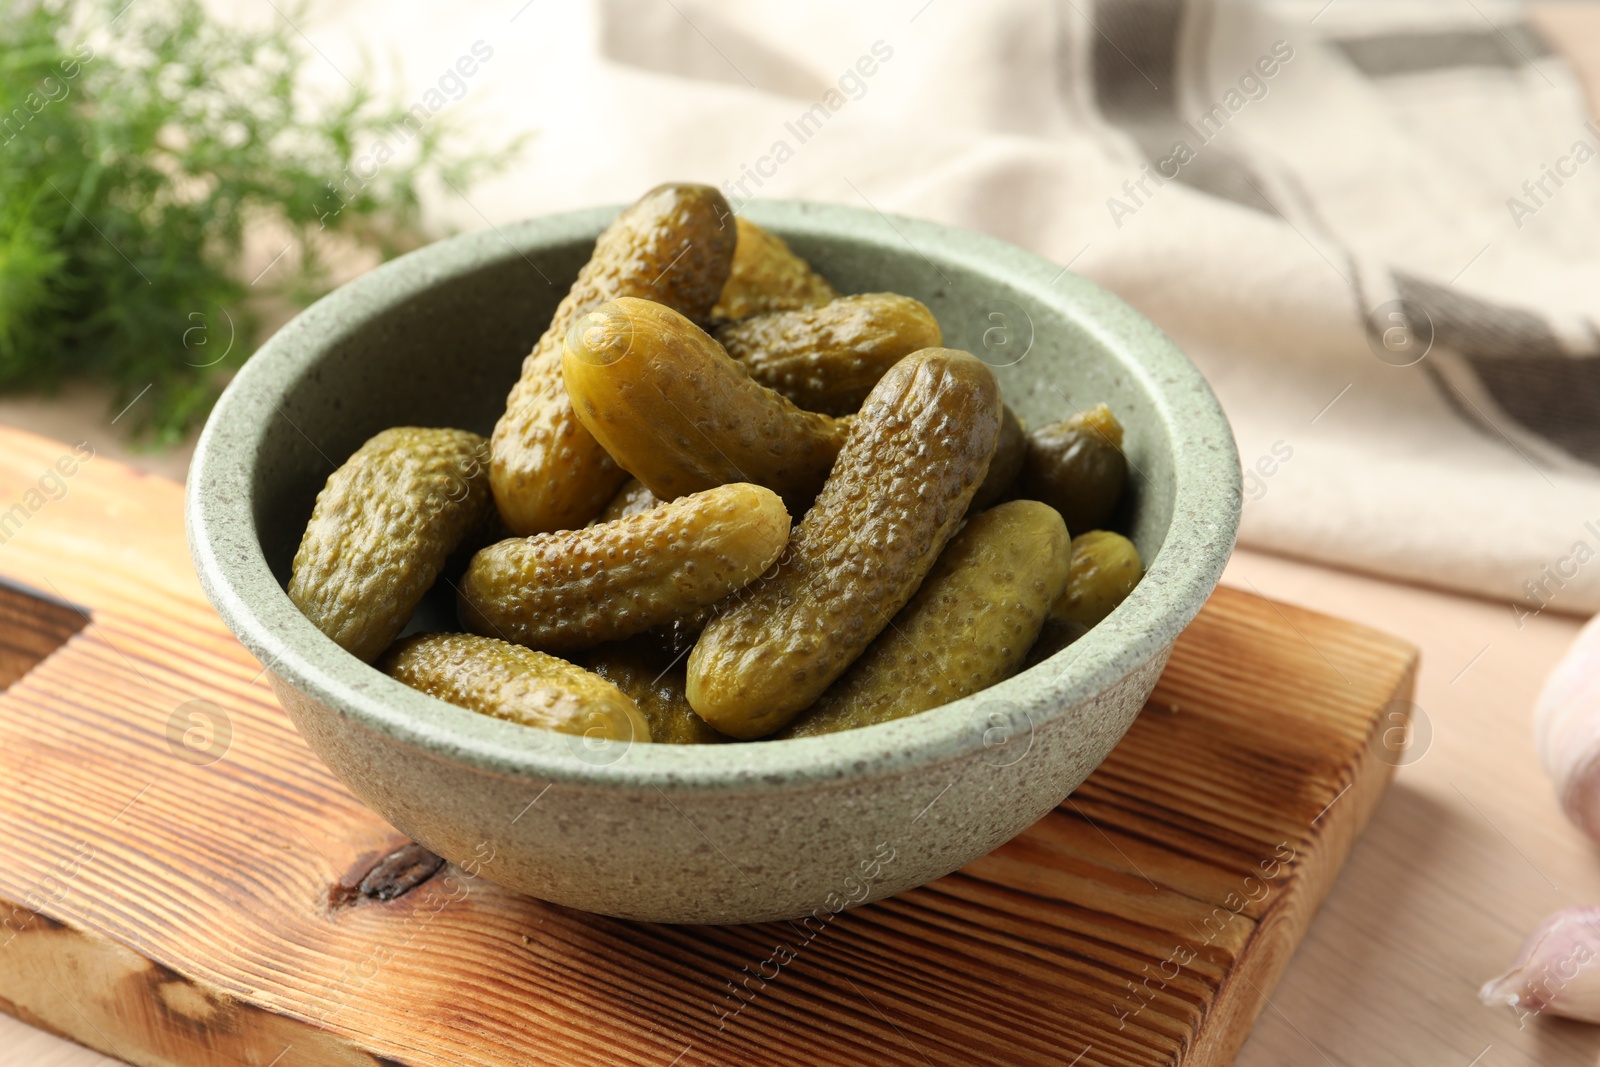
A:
186,201,1240,794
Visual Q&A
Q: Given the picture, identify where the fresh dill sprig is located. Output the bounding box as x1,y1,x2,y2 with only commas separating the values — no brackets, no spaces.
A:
0,0,520,443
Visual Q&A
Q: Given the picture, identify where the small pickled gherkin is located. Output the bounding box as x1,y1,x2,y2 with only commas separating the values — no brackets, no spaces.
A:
970,403,1026,511
288,427,491,663
1021,403,1127,533
459,482,790,654
594,478,663,524
713,293,942,415
712,216,837,321
1050,530,1143,628
380,633,650,742
781,500,1070,738
490,183,736,535
580,636,728,744
562,297,848,507
687,348,1003,739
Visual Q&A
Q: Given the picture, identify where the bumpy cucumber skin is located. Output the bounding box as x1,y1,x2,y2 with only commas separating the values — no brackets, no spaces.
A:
288,427,491,663
581,636,729,745
1050,530,1143,628
1022,403,1128,534
380,633,650,742
711,216,836,322
713,293,941,415
458,482,790,654
781,501,1070,738
490,183,736,535
562,297,848,507
687,348,1003,739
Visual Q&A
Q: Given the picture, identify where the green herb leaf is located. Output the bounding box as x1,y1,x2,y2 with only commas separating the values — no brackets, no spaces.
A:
0,0,521,444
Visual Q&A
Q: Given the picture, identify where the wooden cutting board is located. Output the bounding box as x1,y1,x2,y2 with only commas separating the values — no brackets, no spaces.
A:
0,426,1415,1067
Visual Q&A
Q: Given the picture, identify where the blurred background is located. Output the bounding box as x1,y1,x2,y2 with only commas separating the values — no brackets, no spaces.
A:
4,0,1600,616
7,3,1600,1063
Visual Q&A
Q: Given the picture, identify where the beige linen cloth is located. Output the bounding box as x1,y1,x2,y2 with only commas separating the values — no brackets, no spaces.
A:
290,0,1600,615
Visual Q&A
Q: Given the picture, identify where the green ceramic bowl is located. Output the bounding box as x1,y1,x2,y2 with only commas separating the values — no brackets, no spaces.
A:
186,200,1239,924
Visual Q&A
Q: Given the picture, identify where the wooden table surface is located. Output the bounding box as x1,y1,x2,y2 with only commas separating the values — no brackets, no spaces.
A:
5,5,1599,1064
5,537,1591,1067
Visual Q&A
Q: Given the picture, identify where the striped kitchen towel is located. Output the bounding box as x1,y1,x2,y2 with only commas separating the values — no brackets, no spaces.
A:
308,0,1600,615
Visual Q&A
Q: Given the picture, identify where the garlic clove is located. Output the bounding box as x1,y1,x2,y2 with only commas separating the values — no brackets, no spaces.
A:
1480,907,1600,1025
1534,613,1600,843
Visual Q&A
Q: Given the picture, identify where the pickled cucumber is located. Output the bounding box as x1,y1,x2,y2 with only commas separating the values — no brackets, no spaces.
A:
712,293,942,415
970,403,1026,511
490,183,736,535
1051,530,1143,628
562,297,848,506
580,636,728,744
595,478,662,524
712,216,836,321
288,427,491,663
782,500,1070,738
380,633,650,742
1021,403,1127,533
687,348,1003,739
459,482,790,654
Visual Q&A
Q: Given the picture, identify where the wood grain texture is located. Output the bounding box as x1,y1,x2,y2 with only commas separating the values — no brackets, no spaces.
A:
0,425,1413,1067
0,580,85,690
1220,552,1600,1067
